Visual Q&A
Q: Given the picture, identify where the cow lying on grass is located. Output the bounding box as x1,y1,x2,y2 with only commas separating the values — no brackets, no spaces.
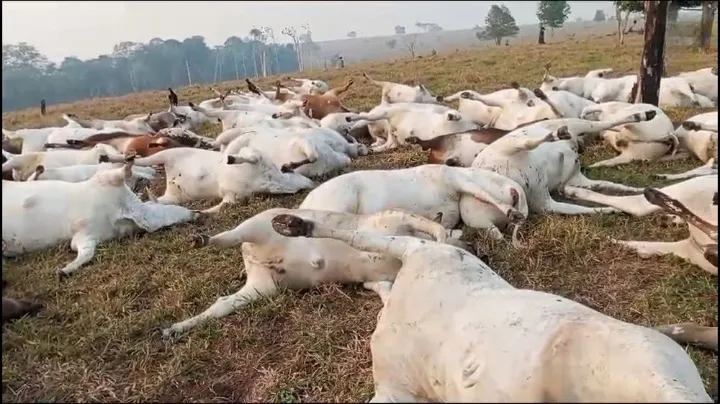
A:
271,213,712,402
563,175,717,275
161,209,481,337
656,112,718,181
470,113,657,215
106,147,315,214
297,164,528,241
2,144,123,181
2,156,201,279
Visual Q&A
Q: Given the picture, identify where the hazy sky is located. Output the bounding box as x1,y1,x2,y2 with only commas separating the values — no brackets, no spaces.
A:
3,1,614,63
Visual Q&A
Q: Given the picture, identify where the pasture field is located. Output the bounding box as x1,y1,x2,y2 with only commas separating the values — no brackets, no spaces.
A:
2,34,718,402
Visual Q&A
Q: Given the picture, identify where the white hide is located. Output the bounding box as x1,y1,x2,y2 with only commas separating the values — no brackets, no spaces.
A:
363,73,443,104
347,103,477,153
580,102,678,168
470,113,659,214
679,67,718,103
268,215,712,402
563,175,718,275
26,163,156,189
299,164,529,241
161,208,470,336
2,144,123,181
107,147,315,214
2,161,200,277
223,130,353,178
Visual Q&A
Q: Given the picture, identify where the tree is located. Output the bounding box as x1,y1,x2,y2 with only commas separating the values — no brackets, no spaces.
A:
614,0,644,44
699,1,718,50
386,39,397,49
300,25,321,70
249,28,265,77
347,31,357,38
593,10,606,21
630,1,668,106
536,1,571,36
394,25,406,35
282,27,304,72
483,4,520,46
262,27,280,75
403,34,418,59
415,22,443,33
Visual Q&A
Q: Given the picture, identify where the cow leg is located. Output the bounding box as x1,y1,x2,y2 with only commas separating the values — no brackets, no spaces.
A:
563,186,659,216
459,202,506,240
611,238,717,275
155,192,182,205
57,236,98,279
363,281,394,305
542,196,619,215
202,194,237,214
565,172,643,194
451,174,519,219
656,158,717,181
162,265,278,336
372,132,399,153
588,152,637,168
656,151,691,162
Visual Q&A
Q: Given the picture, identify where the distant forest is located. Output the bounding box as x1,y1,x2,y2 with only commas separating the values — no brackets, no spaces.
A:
1,28,324,112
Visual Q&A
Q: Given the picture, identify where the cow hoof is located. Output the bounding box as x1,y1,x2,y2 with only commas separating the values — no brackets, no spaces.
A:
556,126,571,140
506,209,525,224
56,270,70,282
190,234,210,248
160,327,176,338
280,164,294,173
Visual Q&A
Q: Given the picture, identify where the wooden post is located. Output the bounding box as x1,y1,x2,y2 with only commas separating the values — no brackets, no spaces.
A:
632,1,668,106
699,1,717,51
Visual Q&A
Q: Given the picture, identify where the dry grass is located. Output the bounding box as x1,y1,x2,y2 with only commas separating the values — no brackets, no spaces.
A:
2,34,718,402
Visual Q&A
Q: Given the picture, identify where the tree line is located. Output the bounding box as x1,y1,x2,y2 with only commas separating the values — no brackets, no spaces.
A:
1,30,315,112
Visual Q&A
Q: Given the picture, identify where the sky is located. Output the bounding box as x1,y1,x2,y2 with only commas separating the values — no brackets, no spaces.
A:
3,1,615,63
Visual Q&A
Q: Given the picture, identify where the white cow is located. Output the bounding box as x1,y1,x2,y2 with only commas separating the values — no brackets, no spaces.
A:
106,147,315,214
25,162,156,191
563,175,718,275
223,129,358,178
2,157,201,279
2,144,123,181
656,112,718,181
347,102,478,153
362,73,443,104
2,114,82,153
282,77,330,95
443,88,595,128
679,67,718,103
580,102,679,168
270,213,712,402
470,112,658,214
161,208,475,336
458,84,563,130
299,164,528,241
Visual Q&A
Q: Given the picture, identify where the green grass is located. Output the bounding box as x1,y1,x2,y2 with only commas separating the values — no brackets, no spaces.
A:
2,33,718,402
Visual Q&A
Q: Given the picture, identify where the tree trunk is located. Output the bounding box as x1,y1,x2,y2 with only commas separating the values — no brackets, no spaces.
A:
620,10,631,44
616,6,623,42
251,44,259,78
699,1,716,50
633,1,668,106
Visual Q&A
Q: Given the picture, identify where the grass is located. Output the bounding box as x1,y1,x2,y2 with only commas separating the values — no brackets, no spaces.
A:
2,33,718,402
